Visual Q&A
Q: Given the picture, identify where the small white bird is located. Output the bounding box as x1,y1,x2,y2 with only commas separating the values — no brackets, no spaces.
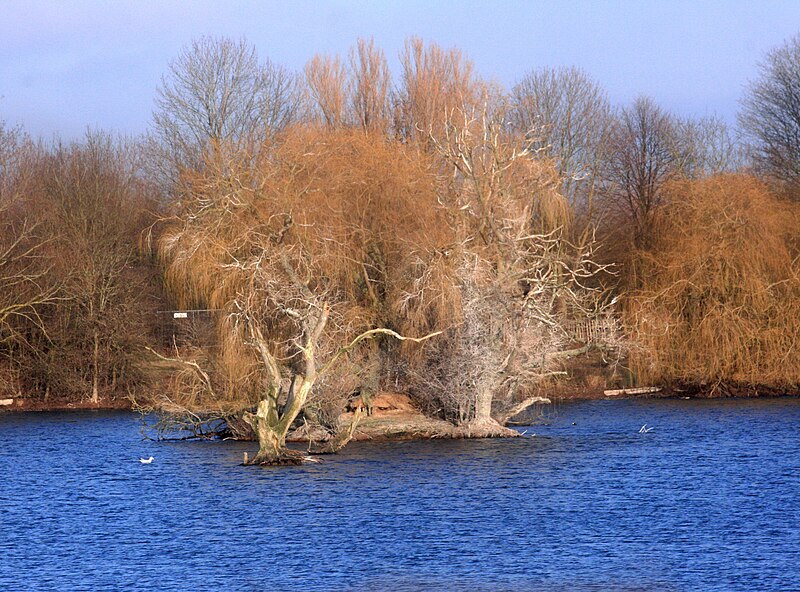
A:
638,424,653,434
139,456,154,464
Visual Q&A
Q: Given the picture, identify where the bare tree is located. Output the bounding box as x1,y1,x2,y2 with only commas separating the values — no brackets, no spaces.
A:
1,127,158,403
30,133,157,403
600,100,744,286
0,122,23,190
0,122,38,205
0,125,55,371
739,35,800,196
398,107,615,433
153,130,442,464
394,37,483,143
152,36,302,180
304,39,392,135
672,115,743,178
0,210,55,349
601,96,679,250
349,38,392,134
304,54,349,129
511,66,614,222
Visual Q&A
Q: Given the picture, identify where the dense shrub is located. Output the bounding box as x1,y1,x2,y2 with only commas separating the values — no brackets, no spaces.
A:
627,174,800,389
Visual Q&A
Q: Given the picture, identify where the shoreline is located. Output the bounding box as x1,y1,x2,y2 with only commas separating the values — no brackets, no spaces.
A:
3,389,797,446
3,386,797,415
0,398,134,413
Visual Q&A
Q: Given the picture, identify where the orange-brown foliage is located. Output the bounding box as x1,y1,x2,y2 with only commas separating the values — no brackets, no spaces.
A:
395,37,484,143
164,125,450,308
154,37,614,422
627,174,800,389
159,126,453,406
304,54,349,129
1,133,162,402
349,38,391,133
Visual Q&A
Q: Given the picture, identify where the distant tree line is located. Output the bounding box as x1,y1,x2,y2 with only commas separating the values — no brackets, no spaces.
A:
1,34,798,460
0,129,161,403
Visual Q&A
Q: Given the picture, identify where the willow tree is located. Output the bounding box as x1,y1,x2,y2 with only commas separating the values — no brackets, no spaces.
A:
392,107,615,434
304,38,392,135
304,53,349,129
394,37,486,144
155,127,441,464
349,37,392,134
602,96,679,251
627,174,800,391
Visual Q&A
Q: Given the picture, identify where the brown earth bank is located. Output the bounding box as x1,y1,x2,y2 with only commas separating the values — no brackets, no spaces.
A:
287,393,519,444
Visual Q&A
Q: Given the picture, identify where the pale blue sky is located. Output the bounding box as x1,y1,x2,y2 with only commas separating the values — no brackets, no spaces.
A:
1,0,799,139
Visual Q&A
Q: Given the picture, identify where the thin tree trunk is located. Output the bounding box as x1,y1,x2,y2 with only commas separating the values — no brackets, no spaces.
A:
245,377,315,465
91,329,99,404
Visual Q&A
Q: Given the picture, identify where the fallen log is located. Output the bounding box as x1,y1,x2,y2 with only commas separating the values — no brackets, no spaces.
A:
603,386,662,397
309,407,364,455
498,395,552,425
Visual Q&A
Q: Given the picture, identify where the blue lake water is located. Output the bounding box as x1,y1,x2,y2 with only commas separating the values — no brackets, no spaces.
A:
1,398,798,591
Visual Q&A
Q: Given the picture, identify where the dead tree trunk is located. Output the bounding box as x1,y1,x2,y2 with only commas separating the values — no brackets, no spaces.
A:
309,407,364,455
462,387,519,438
244,305,330,466
242,315,441,465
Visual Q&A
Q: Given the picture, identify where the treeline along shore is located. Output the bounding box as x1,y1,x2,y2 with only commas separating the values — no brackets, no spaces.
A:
1,36,799,463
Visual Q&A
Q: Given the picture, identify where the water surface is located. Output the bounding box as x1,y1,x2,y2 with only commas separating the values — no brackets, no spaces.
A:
1,398,798,590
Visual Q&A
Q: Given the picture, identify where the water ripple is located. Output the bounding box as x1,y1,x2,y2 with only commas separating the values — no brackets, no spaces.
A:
0,398,798,591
